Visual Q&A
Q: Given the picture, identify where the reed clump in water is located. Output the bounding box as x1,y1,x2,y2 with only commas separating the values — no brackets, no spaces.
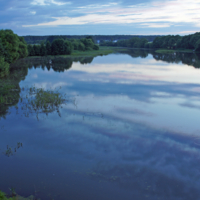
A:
30,88,64,113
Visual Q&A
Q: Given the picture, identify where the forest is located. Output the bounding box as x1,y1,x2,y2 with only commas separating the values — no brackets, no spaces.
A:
152,32,200,51
27,36,99,57
0,30,99,78
1,29,200,79
100,37,151,48
101,32,200,52
23,35,159,44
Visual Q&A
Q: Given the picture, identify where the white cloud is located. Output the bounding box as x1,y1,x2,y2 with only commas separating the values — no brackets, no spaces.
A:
31,0,47,5
141,23,171,28
179,30,200,34
31,0,71,6
51,0,70,5
30,11,36,15
26,0,200,28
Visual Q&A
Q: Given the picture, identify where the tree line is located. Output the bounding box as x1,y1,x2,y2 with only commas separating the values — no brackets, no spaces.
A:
0,30,99,78
23,35,159,44
100,32,200,52
0,29,28,78
27,36,99,57
152,32,200,51
100,37,151,48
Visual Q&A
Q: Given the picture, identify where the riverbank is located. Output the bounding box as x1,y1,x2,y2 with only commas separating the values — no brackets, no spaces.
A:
99,46,196,54
27,46,118,59
155,49,195,54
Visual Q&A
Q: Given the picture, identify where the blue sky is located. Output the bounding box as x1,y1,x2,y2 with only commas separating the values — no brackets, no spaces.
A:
0,0,200,36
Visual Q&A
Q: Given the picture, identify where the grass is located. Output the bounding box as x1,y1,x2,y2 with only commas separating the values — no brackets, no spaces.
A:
3,143,23,157
0,79,68,119
27,46,116,59
30,87,64,113
175,49,194,53
156,48,195,54
14,86,72,119
0,190,36,200
0,67,73,119
155,49,175,54
69,47,114,57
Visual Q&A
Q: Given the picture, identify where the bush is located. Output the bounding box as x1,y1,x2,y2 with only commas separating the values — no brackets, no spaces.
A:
93,44,99,50
78,42,85,51
85,46,93,51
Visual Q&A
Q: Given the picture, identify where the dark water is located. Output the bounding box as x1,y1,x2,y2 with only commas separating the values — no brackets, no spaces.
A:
1,50,200,200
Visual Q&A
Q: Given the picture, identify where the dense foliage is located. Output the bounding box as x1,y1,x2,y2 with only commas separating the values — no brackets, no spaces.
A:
0,29,28,77
101,32,200,52
0,30,28,63
23,35,158,44
152,32,200,51
27,37,99,56
100,37,151,49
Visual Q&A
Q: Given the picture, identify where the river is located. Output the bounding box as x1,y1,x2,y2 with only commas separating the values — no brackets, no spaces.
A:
1,49,200,200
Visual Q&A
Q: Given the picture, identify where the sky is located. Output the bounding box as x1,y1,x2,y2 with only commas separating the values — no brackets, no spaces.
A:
0,0,200,36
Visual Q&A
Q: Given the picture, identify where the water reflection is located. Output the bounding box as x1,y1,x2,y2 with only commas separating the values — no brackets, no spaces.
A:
0,67,28,119
122,49,200,69
11,56,94,72
1,50,200,200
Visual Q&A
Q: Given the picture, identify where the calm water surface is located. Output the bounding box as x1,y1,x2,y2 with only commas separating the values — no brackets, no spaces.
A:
1,50,200,200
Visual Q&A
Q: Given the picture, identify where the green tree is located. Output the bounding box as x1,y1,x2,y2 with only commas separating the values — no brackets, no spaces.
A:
0,29,28,63
81,38,94,49
40,42,46,56
63,40,73,54
190,34,200,48
46,41,51,55
27,44,35,56
33,45,40,56
78,42,85,51
51,38,72,55
195,39,200,52
93,44,99,50
18,36,28,58
153,37,163,48
86,36,95,43
168,38,176,49
72,40,79,50
0,39,5,55
51,39,64,55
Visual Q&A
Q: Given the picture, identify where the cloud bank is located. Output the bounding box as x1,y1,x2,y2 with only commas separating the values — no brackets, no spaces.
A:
1,0,200,35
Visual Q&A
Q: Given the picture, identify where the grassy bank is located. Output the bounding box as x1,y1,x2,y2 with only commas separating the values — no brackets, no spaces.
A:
155,49,175,54
27,46,116,59
155,49,195,54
